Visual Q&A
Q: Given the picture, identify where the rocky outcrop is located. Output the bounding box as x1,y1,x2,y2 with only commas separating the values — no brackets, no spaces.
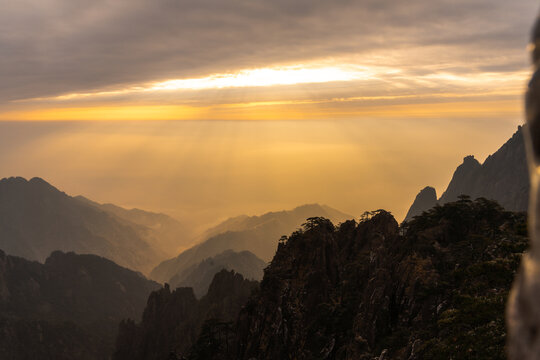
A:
0,250,160,359
403,186,437,221
188,199,527,359
114,269,258,360
438,155,482,203
404,127,529,222
439,129,529,209
114,199,527,359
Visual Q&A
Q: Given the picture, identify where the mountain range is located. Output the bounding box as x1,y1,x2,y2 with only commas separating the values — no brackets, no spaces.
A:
76,196,194,255
404,127,529,222
150,204,353,285
115,197,527,359
0,177,195,274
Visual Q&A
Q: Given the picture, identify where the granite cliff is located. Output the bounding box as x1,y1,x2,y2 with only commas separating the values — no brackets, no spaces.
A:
114,269,258,360
117,198,527,359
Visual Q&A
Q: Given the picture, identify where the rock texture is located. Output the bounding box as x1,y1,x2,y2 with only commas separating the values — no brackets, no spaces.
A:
170,249,266,298
127,199,527,359
0,250,160,359
224,202,527,359
404,128,529,222
114,269,258,360
0,177,180,273
150,204,352,284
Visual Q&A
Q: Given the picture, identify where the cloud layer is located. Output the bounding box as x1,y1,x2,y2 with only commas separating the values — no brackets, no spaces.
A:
0,0,537,103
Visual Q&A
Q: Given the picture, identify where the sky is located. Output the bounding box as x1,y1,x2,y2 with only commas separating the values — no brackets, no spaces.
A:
0,0,538,229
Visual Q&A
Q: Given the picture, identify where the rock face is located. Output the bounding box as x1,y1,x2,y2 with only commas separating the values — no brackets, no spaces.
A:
150,204,352,284
403,186,437,221
114,269,258,360
0,177,177,273
185,199,526,359
439,155,482,203
170,250,266,298
0,250,160,359
404,128,529,222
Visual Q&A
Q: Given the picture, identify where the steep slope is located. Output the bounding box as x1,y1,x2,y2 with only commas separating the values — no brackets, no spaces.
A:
403,186,437,221
404,127,529,222
185,198,526,359
438,155,482,203
0,250,160,359
170,250,266,297
77,196,195,254
114,269,258,360
150,204,353,284
0,177,164,273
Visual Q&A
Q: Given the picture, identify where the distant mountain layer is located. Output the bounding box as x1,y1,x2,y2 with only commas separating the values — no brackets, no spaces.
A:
404,127,529,222
170,250,266,298
0,177,191,273
0,250,160,359
114,269,258,360
76,196,194,255
150,203,353,284
118,198,527,359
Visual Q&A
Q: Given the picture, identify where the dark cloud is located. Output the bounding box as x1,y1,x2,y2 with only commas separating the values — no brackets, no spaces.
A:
0,0,537,102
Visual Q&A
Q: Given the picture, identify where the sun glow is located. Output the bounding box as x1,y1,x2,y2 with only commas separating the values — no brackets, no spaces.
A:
40,64,385,101
2,61,528,122
149,66,377,91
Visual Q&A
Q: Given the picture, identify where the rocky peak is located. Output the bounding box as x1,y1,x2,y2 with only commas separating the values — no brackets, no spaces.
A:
462,154,479,165
227,199,527,359
404,127,529,222
205,269,254,302
114,270,258,360
403,186,437,222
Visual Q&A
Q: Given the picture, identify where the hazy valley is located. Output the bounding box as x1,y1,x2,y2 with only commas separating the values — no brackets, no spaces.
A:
0,127,531,359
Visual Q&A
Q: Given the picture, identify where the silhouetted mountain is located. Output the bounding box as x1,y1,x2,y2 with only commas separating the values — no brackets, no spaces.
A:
76,196,195,255
185,199,526,359
170,250,266,298
201,204,352,241
0,250,160,359
114,269,258,360
439,155,482,203
120,199,526,359
404,127,529,222
0,177,186,273
150,204,352,284
403,186,437,221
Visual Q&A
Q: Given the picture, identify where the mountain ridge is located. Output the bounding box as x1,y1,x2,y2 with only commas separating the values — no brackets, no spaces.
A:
150,203,353,284
0,177,193,274
404,127,529,222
